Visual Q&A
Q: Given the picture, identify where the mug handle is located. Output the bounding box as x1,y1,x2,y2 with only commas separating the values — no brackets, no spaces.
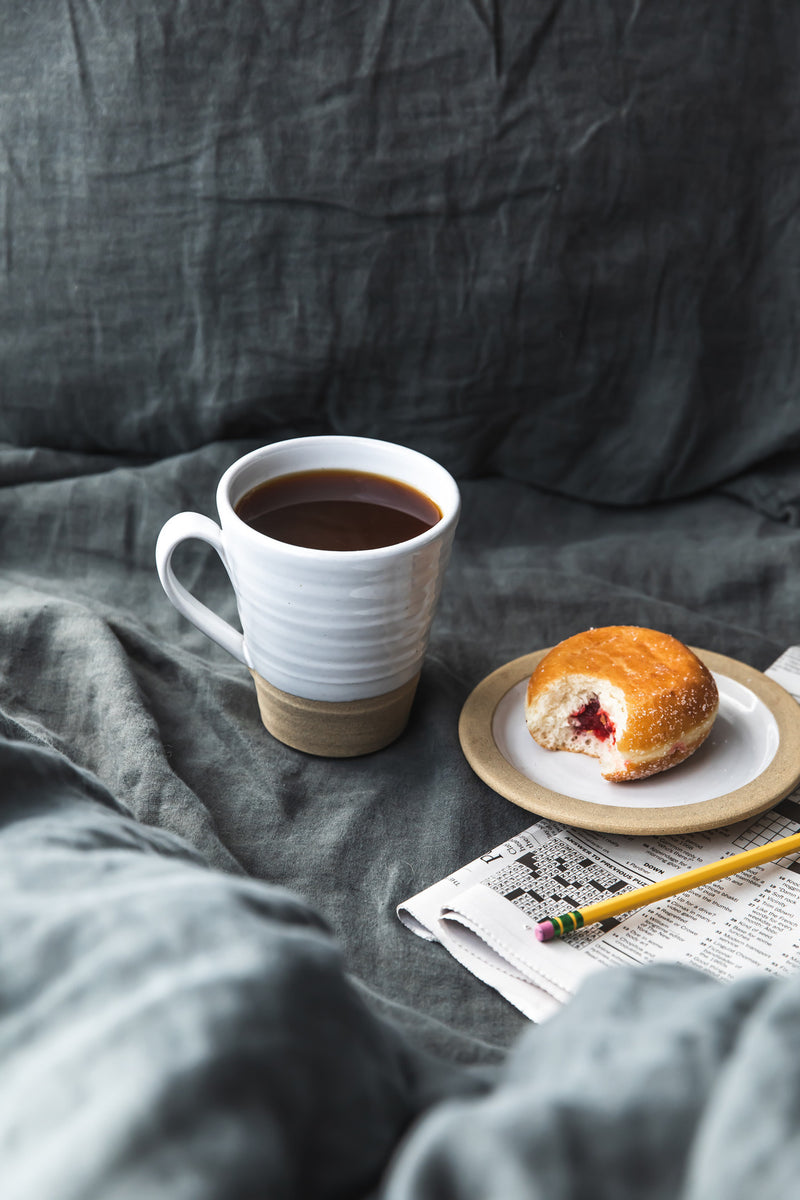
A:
155,513,248,665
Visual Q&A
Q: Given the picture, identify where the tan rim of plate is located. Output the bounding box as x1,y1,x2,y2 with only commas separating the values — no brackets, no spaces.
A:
458,647,800,835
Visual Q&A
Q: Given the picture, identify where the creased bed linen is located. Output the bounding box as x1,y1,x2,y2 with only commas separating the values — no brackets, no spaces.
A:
6,681,800,1200
0,734,481,1200
3,1,800,504
4,0,800,1195
3,440,800,1197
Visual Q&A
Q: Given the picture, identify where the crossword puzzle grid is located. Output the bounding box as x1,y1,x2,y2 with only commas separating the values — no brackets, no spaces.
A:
732,797,800,872
485,841,632,927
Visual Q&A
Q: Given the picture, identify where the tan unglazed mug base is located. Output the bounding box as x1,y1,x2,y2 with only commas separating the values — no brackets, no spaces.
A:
250,670,421,757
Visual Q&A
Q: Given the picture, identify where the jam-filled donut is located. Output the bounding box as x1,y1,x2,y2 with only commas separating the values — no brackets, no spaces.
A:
525,626,719,782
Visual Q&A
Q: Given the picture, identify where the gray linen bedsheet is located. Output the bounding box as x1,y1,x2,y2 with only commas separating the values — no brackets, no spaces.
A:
3,439,800,1198
4,0,800,1195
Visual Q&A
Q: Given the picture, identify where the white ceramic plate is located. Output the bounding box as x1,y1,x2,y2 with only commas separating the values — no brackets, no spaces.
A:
493,673,777,809
458,647,800,834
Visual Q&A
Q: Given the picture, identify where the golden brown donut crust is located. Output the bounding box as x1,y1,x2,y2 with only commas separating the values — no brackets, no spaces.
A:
526,626,719,755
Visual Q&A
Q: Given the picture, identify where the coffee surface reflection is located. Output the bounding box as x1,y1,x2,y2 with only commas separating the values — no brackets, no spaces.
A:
235,468,442,551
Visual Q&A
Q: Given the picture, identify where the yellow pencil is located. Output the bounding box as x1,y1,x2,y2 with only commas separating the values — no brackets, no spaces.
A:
534,828,800,941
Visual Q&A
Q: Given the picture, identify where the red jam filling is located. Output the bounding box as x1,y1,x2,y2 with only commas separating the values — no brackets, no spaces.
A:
570,698,615,742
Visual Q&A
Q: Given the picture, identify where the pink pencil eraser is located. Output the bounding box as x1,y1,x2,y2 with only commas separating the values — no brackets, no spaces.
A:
534,920,555,942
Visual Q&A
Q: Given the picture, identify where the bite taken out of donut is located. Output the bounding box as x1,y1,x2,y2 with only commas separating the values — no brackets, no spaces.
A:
525,626,719,782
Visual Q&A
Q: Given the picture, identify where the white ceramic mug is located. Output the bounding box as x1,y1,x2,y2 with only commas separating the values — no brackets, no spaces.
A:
155,435,460,755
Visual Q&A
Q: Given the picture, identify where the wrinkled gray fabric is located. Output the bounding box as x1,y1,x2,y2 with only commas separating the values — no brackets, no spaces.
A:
2,436,800,1196
1,438,795,1060
0,735,482,1200
7,722,800,1199
383,965,799,1200
3,2,800,502
5,0,800,1197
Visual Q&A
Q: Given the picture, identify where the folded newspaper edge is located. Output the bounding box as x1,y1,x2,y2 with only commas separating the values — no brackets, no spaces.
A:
398,646,800,1022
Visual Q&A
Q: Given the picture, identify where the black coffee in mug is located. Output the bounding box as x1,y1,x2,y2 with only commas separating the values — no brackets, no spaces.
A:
235,468,442,551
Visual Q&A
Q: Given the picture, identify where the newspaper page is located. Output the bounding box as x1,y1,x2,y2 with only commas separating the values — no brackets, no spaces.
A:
398,646,800,1022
